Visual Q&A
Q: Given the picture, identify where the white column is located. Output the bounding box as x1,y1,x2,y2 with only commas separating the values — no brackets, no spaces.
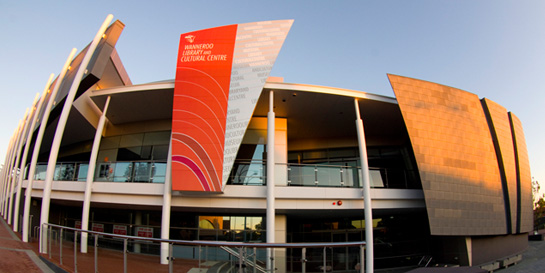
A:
14,91,46,232
354,99,373,273
10,103,37,226
40,14,114,253
1,135,15,214
134,212,142,253
81,96,111,253
0,135,16,216
6,114,27,223
3,123,21,217
15,74,56,233
25,53,73,244
23,68,72,244
266,90,276,271
160,138,173,264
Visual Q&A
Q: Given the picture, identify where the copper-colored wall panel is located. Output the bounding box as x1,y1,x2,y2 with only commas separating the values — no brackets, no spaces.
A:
388,74,506,236
482,98,517,233
509,113,533,233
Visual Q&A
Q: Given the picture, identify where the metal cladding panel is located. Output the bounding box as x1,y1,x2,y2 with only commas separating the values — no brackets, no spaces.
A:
509,113,533,233
481,98,517,233
53,20,125,106
172,20,293,192
388,74,506,236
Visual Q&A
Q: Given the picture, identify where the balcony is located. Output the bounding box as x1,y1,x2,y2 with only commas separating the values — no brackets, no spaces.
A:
31,161,167,183
228,161,419,189
29,161,419,189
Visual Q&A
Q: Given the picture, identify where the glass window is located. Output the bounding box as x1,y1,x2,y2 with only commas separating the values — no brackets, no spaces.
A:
119,133,144,148
152,145,169,160
117,147,142,161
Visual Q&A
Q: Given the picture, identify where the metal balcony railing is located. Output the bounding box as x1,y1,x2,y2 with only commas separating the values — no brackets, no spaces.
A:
29,160,418,189
41,223,367,273
31,161,167,183
228,161,418,189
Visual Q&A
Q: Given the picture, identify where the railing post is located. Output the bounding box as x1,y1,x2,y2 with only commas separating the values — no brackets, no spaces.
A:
323,247,326,273
340,167,344,187
74,231,78,273
48,225,52,258
198,245,201,269
385,168,389,188
314,166,318,186
94,234,98,273
238,247,244,273
287,165,291,186
123,238,128,273
360,245,364,273
253,247,257,273
168,243,173,273
301,247,306,273
60,228,63,265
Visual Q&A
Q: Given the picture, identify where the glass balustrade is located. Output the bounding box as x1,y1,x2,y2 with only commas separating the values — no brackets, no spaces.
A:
30,160,416,188
31,161,167,183
228,162,416,189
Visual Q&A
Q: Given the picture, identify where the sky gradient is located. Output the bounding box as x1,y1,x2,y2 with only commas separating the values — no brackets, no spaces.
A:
1,1,544,192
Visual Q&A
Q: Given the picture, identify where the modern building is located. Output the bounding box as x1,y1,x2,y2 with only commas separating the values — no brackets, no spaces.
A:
0,17,533,272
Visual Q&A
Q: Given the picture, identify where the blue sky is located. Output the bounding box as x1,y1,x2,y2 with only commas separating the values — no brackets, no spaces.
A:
1,1,544,191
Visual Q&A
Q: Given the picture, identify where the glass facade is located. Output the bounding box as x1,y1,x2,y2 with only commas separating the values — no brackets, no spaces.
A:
287,211,431,271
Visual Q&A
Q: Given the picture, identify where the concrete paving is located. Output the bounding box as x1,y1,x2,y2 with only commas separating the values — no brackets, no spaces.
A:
494,239,545,273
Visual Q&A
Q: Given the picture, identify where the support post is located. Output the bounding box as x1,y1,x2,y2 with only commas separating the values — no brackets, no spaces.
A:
81,96,111,253
266,90,276,272
354,99,373,273
160,137,173,264
40,14,114,254
0,134,16,217
14,84,52,232
4,117,26,221
23,70,72,243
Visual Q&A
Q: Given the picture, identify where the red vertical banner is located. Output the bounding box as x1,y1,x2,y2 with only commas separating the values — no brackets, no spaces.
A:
172,25,237,192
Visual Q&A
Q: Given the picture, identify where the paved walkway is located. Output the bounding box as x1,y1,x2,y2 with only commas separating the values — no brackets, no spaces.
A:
2,215,545,273
494,238,545,273
0,217,54,273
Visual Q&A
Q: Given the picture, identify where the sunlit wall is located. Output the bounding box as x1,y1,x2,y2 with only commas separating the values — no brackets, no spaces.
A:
389,74,532,236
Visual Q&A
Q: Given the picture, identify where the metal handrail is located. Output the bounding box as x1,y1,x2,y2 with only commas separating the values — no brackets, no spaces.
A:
43,223,366,273
46,222,364,248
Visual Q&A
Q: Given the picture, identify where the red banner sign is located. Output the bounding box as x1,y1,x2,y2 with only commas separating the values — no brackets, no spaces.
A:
172,20,293,192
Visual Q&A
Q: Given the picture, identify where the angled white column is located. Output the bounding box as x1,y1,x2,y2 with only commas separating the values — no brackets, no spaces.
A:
160,138,173,264
81,96,110,253
14,75,54,233
40,14,114,254
23,69,72,244
13,92,44,232
1,136,15,214
354,98,373,273
0,135,16,216
3,123,21,217
266,90,276,272
23,54,73,244
6,113,28,224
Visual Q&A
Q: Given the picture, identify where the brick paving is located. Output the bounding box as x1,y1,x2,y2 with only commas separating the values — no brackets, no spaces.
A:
0,217,53,273
0,216,200,273
2,215,545,273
